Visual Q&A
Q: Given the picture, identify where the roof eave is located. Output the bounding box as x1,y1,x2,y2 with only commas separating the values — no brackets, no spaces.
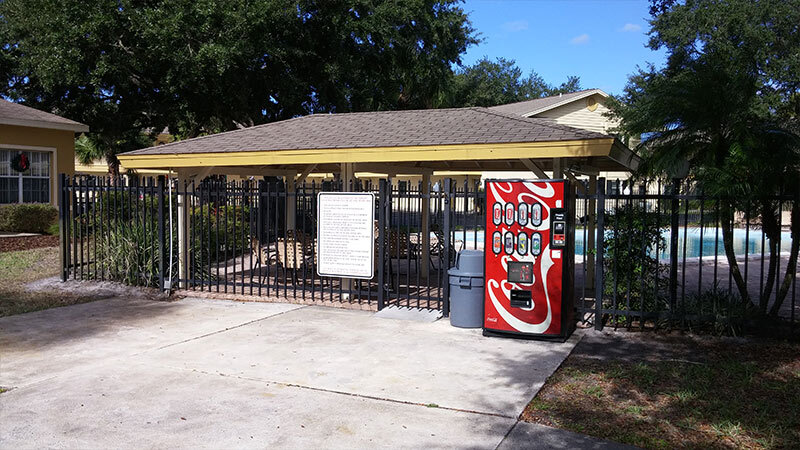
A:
521,89,609,117
607,139,641,172
0,117,89,133
117,138,618,170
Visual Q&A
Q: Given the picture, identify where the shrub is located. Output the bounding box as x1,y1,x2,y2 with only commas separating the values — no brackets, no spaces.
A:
603,202,669,323
46,223,59,236
95,222,165,287
0,203,58,233
77,191,159,233
190,204,251,264
681,286,751,335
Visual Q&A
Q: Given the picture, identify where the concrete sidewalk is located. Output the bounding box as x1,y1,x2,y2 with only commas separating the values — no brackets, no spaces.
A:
0,297,627,449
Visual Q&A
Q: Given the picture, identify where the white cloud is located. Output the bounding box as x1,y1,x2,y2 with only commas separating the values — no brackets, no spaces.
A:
619,23,642,32
570,33,590,45
502,20,528,32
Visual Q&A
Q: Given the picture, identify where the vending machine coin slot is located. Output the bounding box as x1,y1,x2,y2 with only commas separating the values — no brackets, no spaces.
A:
509,290,532,308
551,209,567,249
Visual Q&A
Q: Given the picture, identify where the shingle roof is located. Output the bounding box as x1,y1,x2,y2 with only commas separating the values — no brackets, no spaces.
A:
0,99,89,132
488,89,608,117
123,107,608,156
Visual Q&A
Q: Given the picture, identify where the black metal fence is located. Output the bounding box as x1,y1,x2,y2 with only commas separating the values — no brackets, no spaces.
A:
577,180,798,332
59,174,798,332
59,174,469,313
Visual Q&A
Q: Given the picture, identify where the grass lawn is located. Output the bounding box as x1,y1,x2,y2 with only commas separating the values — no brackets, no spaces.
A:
0,247,96,317
523,336,800,449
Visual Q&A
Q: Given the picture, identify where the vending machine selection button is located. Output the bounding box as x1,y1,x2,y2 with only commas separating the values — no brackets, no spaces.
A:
518,203,529,226
492,231,502,254
504,203,515,226
531,232,542,256
517,232,528,255
504,231,514,255
492,202,502,225
531,203,542,226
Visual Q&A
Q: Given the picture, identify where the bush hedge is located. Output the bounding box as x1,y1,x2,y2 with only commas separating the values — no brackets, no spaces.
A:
0,203,58,233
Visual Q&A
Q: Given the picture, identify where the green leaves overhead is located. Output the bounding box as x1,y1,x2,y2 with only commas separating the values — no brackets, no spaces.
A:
1,0,476,153
610,0,800,198
445,56,581,107
608,0,800,316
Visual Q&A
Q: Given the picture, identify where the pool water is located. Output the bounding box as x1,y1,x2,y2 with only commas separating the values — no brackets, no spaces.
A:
454,228,793,259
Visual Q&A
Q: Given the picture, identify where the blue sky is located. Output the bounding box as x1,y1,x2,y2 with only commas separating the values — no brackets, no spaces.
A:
460,0,667,95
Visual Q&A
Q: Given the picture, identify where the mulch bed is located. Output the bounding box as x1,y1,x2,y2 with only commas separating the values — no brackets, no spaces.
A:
0,235,59,253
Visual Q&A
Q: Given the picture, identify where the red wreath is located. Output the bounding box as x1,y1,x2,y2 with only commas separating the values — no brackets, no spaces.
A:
11,153,29,172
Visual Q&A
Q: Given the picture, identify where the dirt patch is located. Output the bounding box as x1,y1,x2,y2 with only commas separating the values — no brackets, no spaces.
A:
0,235,59,253
0,247,167,317
522,332,800,449
27,276,167,300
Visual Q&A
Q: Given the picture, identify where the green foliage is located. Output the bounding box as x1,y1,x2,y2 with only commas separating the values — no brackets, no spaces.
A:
95,222,166,287
1,0,477,163
46,222,59,236
681,287,768,336
608,0,800,315
190,204,251,264
603,203,668,319
0,203,58,233
444,56,581,107
74,134,103,166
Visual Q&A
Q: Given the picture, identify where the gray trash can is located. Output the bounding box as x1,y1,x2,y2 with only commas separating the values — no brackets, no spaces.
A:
448,249,485,328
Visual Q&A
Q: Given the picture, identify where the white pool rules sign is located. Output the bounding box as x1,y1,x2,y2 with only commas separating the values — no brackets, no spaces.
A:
316,192,375,279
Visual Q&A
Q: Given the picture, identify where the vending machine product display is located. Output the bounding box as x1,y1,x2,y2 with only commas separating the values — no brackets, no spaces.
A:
483,179,575,341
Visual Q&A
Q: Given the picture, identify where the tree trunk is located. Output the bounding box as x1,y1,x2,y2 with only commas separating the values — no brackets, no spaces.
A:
769,200,800,316
106,153,120,184
720,202,751,305
759,200,780,313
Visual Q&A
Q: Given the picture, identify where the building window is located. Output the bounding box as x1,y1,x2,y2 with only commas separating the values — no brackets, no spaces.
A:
0,150,51,204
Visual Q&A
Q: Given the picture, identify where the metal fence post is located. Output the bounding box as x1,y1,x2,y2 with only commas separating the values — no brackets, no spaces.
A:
594,178,605,330
158,175,166,292
377,179,387,310
669,179,680,314
442,178,452,317
58,173,68,282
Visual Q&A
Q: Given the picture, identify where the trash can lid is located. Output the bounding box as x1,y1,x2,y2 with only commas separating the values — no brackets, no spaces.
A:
447,249,484,277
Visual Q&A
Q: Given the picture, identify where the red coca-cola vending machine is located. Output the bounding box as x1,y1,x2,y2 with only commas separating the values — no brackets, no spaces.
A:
484,179,575,341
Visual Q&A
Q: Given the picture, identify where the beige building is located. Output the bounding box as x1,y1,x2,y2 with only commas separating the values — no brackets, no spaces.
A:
0,99,88,205
484,88,636,190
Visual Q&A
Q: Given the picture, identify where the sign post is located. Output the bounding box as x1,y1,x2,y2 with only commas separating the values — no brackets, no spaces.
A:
317,192,375,279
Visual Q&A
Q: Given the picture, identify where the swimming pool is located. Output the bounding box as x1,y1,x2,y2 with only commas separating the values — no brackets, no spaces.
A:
453,227,793,259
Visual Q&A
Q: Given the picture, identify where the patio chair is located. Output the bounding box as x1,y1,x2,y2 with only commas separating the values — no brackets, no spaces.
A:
250,235,275,284
430,228,458,270
277,230,317,271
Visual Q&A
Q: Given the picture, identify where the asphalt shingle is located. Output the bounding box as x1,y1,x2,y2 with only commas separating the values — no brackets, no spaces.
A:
123,107,608,156
0,99,88,131
488,89,605,117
